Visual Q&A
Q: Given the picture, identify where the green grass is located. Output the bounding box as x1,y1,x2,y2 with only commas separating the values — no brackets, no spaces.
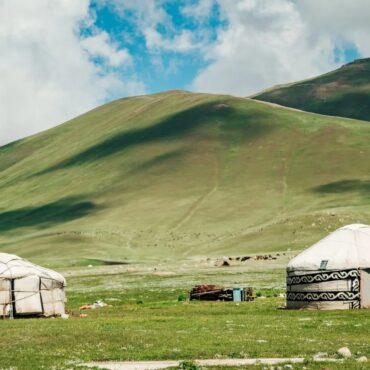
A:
0,261,368,369
252,58,370,121
1,90,370,266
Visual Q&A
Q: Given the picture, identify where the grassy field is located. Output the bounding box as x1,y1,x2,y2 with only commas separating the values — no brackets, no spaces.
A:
252,58,370,121
1,91,370,267
0,259,369,369
1,90,370,368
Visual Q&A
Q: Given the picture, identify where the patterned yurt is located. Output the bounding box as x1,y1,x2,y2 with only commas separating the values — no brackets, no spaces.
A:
0,253,66,318
286,224,370,310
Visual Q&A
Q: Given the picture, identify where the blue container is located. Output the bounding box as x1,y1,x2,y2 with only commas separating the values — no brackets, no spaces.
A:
233,288,242,302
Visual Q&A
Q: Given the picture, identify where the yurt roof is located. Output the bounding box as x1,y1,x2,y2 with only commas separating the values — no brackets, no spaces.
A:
0,252,66,283
287,224,370,272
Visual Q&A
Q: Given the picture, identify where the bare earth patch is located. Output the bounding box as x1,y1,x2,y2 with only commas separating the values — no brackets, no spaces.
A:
84,357,342,369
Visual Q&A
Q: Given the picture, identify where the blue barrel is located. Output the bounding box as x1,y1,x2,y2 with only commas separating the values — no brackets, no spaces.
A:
233,288,242,302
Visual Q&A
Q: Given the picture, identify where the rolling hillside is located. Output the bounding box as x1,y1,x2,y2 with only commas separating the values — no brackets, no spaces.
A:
252,58,370,121
1,91,370,267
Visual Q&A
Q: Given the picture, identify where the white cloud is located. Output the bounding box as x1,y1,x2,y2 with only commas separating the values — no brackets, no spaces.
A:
99,0,168,35
191,0,370,96
191,0,338,96
0,0,145,145
81,31,132,66
144,28,200,52
297,0,370,57
181,0,215,22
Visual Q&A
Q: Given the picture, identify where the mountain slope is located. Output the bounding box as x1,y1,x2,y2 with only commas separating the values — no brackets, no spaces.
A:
252,58,370,121
1,91,370,267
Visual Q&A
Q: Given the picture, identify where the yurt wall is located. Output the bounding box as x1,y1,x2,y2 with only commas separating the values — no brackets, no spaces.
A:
286,268,361,310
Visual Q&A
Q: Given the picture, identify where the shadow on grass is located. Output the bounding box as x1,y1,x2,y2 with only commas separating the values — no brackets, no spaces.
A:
313,179,370,194
35,102,273,175
127,149,185,175
0,196,98,232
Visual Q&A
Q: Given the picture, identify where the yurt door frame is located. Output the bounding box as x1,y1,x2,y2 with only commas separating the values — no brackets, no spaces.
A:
11,276,44,317
360,269,370,308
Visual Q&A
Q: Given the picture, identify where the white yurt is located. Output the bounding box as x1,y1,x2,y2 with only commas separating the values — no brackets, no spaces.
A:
286,224,370,310
0,253,66,318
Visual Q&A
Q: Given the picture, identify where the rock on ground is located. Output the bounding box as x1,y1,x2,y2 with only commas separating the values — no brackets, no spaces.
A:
357,356,368,363
337,347,352,358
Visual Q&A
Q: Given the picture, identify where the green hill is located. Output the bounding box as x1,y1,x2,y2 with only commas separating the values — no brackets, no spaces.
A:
1,91,370,267
252,58,370,121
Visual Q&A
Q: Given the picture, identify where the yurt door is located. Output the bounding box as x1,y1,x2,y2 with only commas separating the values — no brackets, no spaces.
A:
13,276,43,316
361,269,370,308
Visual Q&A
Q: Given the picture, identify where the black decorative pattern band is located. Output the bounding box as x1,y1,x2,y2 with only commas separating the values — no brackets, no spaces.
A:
351,300,360,309
287,291,360,302
352,277,360,291
287,269,359,285
287,269,361,306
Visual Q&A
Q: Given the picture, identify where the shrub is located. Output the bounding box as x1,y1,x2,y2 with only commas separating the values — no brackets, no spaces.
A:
179,361,199,370
177,293,187,302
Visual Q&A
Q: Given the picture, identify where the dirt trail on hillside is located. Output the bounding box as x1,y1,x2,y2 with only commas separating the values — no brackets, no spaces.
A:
244,97,308,113
246,97,360,121
171,142,221,231
171,186,218,231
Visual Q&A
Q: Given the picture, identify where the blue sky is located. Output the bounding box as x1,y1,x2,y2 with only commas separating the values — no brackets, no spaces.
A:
1,0,369,144
89,0,224,94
